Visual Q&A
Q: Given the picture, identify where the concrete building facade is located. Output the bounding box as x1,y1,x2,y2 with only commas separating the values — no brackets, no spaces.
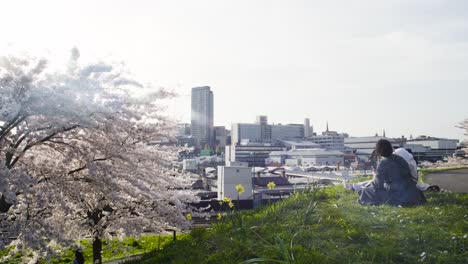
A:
217,166,253,200
268,149,344,166
231,116,306,145
304,118,313,138
406,136,459,161
214,126,227,151
226,143,285,167
191,86,214,147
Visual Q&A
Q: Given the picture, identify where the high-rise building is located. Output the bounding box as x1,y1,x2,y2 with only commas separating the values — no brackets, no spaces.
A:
256,115,268,125
304,118,311,138
191,86,214,147
214,126,227,151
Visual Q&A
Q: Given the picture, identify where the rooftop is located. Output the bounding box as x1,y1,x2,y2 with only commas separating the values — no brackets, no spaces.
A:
269,149,344,156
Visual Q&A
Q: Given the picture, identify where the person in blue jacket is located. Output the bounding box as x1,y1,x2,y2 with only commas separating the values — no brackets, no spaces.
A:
358,139,426,206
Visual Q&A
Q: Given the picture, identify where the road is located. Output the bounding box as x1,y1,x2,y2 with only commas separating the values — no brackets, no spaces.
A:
425,168,468,193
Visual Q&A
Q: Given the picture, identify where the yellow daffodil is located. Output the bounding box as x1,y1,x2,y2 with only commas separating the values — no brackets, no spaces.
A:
267,181,276,190
186,213,192,221
228,201,234,208
235,184,245,194
223,197,232,203
217,213,223,220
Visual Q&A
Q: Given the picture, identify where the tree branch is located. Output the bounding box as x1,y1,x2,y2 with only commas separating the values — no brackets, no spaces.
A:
7,125,79,168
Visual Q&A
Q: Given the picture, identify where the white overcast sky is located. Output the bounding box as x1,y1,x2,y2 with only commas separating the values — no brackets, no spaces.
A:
1,0,467,140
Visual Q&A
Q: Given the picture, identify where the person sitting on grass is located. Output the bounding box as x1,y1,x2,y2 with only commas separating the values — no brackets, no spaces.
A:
357,139,426,206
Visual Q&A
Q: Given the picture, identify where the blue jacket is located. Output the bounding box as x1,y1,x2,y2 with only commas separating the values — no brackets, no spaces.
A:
359,154,426,206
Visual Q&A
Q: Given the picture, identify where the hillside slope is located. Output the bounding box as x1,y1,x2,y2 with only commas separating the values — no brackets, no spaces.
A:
132,184,467,264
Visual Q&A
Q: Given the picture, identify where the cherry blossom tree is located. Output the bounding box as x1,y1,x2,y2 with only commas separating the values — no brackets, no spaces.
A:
0,49,199,263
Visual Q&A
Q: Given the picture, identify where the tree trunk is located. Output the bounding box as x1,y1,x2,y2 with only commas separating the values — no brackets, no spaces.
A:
0,194,13,213
92,236,102,264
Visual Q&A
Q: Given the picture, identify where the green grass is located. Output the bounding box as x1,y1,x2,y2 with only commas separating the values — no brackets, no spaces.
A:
1,235,176,264
132,167,468,264
3,167,468,263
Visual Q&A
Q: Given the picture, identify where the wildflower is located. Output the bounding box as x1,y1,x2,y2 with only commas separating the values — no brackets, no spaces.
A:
235,184,245,194
267,181,276,190
222,197,235,208
186,213,192,221
217,213,223,220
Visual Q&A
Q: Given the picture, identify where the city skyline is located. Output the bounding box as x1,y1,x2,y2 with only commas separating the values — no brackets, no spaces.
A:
1,0,467,140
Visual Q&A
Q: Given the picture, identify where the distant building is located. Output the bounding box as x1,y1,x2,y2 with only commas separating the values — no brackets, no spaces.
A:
304,118,313,138
271,124,304,140
256,115,268,125
268,149,344,167
226,143,285,167
276,139,321,150
406,136,459,161
344,136,400,155
183,159,198,172
177,123,191,136
191,86,214,147
402,143,431,162
175,123,195,147
217,166,253,200
231,116,306,145
176,136,196,147
214,126,227,151
308,123,346,151
231,123,263,144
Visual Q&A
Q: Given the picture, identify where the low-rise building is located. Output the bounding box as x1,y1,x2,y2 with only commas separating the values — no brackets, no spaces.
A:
308,133,345,151
217,166,253,200
344,136,400,155
307,124,346,151
268,149,344,166
276,139,321,150
183,159,198,172
226,143,285,167
407,136,459,161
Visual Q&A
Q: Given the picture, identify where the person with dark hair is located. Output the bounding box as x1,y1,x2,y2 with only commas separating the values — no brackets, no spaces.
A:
73,249,85,264
358,139,426,206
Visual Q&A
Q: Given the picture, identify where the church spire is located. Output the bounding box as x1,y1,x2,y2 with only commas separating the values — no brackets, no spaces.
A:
383,129,386,138
326,121,329,132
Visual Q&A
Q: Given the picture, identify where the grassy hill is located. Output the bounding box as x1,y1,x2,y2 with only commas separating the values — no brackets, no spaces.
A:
130,173,468,263
2,168,467,263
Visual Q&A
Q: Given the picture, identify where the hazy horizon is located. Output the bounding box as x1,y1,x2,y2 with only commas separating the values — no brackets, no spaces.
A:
1,0,467,140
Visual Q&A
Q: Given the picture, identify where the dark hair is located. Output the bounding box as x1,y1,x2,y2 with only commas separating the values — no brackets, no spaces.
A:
375,139,393,158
